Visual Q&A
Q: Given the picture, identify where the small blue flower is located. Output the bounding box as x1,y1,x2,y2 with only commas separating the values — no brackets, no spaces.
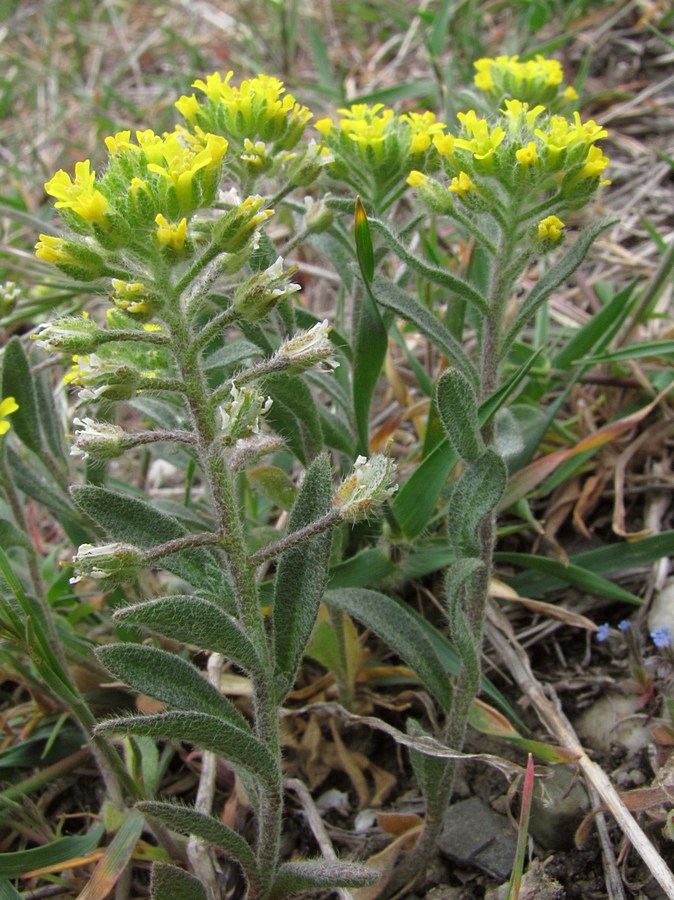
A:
651,626,671,649
596,623,610,642
618,620,631,632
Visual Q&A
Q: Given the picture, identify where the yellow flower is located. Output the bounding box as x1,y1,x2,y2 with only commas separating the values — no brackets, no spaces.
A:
191,71,312,146
0,397,18,436
501,99,546,130
315,117,334,135
175,93,201,123
433,132,455,157
35,234,75,265
571,145,611,186
154,214,187,250
449,172,476,195
455,111,505,165
406,170,429,188
44,160,110,225
400,111,446,155
537,215,565,242
515,141,539,166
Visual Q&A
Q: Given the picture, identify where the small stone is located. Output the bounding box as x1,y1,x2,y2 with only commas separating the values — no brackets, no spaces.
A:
528,766,590,850
438,796,517,881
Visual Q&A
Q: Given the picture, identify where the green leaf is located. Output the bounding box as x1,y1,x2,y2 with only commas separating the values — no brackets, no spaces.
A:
372,275,477,388
552,279,638,371
139,802,258,882
151,862,207,900
447,451,507,558
96,644,249,730
0,519,34,553
370,219,489,314
114,596,263,673
1,337,42,454
0,880,23,899
274,453,333,698
407,717,449,802
507,217,618,344
354,197,374,285
265,374,323,464
352,270,389,454
270,860,379,897
497,552,642,605
34,368,68,460
437,369,484,463
0,824,104,878
70,485,223,593
77,809,144,900
328,547,396,589
326,588,454,712
97,712,280,792
7,446,72,519
392,348,542,540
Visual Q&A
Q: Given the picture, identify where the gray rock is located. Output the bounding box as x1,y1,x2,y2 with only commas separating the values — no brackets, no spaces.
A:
438,796,517,881
529,766,590,850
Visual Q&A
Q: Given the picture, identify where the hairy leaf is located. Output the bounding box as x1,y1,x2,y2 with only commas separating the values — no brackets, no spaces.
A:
139,803,257,881
447,451,507,558
507,217,618,344
70,485,223,593
270,859,379,897
114,596,263,674
437,369,484,464
96,644,249,730
372,276,477,388
326,589,454,712
370,219,489,314
151,862,207,900
274,453,333,698
96,712,280,792
2,337,42,454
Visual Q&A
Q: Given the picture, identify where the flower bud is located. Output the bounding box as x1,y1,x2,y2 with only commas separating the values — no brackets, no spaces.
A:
234,257,300,322
287,141,334,187
276,319,337,373
32,315,106,354
333,454,398,522
213,195,274,254
70,417,128,460
70,542,144,584
35,235,106,281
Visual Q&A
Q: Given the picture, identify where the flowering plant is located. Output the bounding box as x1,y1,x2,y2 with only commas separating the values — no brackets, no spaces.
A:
4,56,616,897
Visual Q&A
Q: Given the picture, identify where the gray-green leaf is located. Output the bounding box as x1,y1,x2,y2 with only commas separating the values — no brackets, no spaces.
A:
150,862,207,900
326,588,454,712
139,803,258,883
437,369,484,464
270,859,379,897
96,712,280,792
96,644,249,731
274,453,333,699
113,596,263,674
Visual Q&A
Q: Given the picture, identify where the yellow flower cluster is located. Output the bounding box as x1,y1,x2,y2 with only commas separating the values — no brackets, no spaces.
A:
175,72,312,150
316,102,445,161
474,54,578,108
407,97,610,236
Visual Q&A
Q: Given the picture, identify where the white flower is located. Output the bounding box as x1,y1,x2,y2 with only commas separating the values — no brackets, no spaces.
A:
219,384,273,444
